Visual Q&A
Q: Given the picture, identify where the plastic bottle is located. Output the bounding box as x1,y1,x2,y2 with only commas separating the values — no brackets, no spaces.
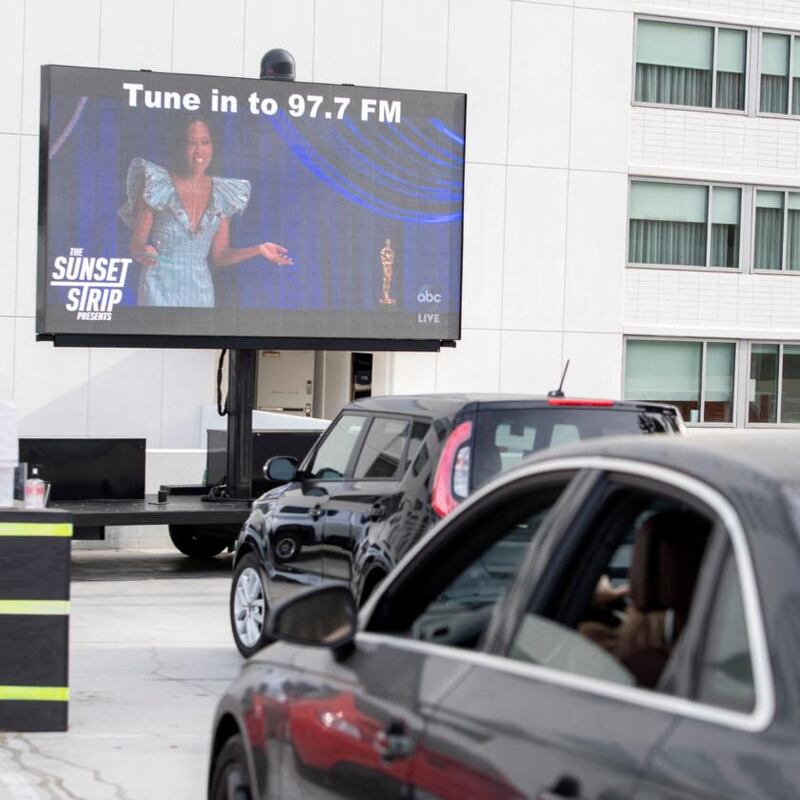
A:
25,467,46,509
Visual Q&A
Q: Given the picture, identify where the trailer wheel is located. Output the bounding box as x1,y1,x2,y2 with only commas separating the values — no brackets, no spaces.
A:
168,525,232,559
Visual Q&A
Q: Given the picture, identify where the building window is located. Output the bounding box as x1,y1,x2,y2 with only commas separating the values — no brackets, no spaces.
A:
635,20,746,111
624,340,735,424
754,189,800,271
758,32,800,115
748,344,800,424
628,181,740,268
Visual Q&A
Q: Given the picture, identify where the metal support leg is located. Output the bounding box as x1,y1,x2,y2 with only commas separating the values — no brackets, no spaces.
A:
225,349,257,499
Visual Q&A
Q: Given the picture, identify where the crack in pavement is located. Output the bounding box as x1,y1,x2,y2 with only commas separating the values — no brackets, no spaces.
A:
0,734,132,800
146,647,220,697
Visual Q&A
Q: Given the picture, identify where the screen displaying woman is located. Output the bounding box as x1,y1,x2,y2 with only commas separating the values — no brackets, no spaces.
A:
119,116,292,307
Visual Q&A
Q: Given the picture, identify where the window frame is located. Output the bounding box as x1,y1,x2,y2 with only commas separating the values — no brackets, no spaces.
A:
626,177,744,272
622,337,738,427
361,457,774,734
751,185,800,274
756,28,800,119
745,341,800,428
350,413,433,482
632,16,750,116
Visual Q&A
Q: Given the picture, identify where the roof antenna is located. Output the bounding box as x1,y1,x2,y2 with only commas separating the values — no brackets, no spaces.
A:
548,360,570,398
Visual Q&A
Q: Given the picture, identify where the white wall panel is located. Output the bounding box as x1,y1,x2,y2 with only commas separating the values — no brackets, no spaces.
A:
499,330,563,394
461,164,506,329
21,0,101,135
634,0,800,25
0,318,14,402
0,0,25,134
0,136,20,318
99,0,173,72
631,108,800,182
381,0,448,91
581,0,633,12
570,8,631,172
436,329,501,392
313,0,382,86
173,0,246,77
562,331,623,398
87,349,164,444
508,2,572,169
502,166,568,331
243,1,315,82
390,351,438,395
563,170,626,332
15,136,38,318
625,268,800,336
14,318,90,437
161,348,216,448
447,0,511,165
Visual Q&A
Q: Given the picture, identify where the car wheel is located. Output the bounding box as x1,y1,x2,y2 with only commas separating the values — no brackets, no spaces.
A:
231,553,273,657
169,525,231,559
272,532,301,563
209,734,253,800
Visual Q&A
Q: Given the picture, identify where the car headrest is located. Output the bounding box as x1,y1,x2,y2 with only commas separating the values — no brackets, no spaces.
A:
629,510,711,614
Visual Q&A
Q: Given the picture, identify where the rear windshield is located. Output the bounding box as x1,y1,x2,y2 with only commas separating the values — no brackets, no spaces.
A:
472,407,671,488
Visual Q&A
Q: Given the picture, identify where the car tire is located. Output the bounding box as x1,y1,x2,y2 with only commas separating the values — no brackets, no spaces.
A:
272,532,302,563
209,734,252,800
230,553,273,657
168,525,231,559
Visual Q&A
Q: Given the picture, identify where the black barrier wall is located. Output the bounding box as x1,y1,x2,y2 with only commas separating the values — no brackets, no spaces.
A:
0,510,71,731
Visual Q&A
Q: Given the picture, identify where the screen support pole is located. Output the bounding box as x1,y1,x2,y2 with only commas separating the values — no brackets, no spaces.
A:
225,349,256,499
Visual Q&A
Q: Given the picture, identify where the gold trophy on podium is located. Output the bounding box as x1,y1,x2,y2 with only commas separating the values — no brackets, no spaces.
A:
379,238,396,305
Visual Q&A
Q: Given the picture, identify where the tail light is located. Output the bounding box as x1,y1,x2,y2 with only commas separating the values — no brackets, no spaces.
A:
431,421,473,518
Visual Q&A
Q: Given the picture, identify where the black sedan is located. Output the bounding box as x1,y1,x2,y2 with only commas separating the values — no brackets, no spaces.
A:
210,432,796,799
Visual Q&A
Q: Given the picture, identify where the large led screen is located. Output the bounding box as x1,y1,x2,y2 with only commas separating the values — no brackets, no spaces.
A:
37,66,466,348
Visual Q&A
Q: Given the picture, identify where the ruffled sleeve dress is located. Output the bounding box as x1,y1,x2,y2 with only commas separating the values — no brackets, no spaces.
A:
119,158,251,307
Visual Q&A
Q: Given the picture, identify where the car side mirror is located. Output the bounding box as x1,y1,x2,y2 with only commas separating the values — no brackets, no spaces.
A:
268,585,357,654
264,456,298,483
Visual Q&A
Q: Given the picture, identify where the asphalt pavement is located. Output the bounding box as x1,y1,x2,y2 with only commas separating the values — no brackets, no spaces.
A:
0,548,243,800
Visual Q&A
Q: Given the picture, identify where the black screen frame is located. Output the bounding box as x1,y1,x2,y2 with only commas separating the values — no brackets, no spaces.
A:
36,65,466,352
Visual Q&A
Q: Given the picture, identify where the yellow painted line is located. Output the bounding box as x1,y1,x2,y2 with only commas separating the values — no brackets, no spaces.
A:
0,600,69,615
0,523,72,538
0,686,69,702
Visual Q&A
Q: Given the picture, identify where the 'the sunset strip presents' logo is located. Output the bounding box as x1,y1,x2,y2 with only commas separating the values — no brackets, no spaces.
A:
50,247,132,321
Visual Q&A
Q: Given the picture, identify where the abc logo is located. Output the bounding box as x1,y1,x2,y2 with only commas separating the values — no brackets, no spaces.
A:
417,286,443,305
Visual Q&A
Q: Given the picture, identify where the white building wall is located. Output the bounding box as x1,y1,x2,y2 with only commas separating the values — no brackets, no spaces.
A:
4,0,799,447
626,0,800,359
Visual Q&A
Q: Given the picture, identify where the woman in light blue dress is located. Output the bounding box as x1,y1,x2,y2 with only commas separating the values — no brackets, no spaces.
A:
119,117,292,307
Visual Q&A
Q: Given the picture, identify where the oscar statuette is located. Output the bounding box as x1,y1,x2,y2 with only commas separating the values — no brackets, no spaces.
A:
379,238,396,305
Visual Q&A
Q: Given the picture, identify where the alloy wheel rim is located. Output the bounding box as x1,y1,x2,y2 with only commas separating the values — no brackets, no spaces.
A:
234,567,265,648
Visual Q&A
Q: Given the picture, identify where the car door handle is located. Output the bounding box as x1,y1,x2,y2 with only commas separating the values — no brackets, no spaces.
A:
536,776,585,800
373,720,414,762
308,505,324,520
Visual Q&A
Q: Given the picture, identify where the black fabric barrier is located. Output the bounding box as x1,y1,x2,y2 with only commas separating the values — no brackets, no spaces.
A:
0,510,71,732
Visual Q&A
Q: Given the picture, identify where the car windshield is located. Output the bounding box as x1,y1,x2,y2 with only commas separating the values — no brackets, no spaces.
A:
472,407,670,487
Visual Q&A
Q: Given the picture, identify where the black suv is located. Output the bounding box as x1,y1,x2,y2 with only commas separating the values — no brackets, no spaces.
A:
229,394,683,655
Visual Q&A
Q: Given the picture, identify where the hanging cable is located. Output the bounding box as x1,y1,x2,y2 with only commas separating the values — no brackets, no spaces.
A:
217,349,229,416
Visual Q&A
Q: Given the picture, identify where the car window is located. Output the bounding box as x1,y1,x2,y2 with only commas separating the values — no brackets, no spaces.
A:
472,408,670,489
506,481,757,714
308,414,367,479
404,481,571,650
353,417,410,479
695,550,755,713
